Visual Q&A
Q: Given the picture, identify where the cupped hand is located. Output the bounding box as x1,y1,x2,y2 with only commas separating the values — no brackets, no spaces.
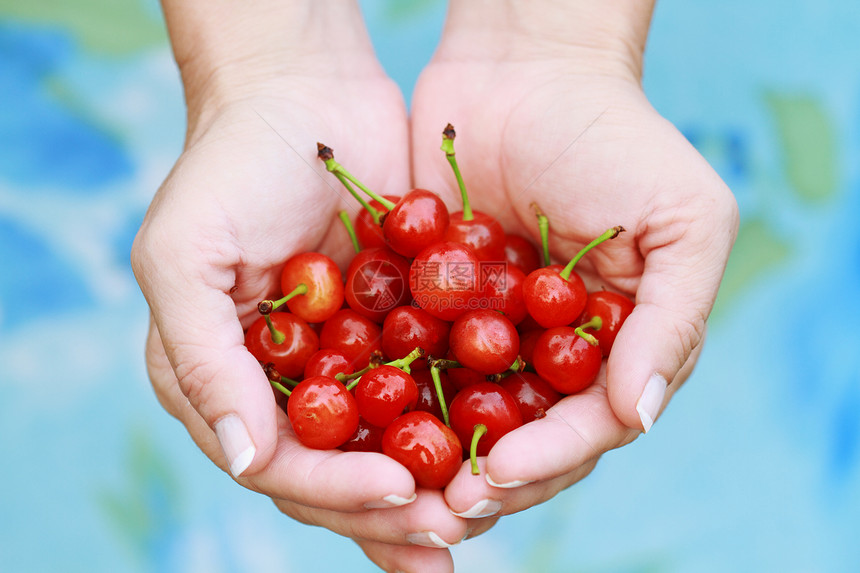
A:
131,21,477,571
409,11,738,521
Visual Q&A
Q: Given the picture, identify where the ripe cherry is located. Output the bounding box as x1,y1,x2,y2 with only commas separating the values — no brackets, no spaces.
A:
410,241,482,321
338,417,385,453
449,309,520,375
482,263,528,325
504,234,542,274
319,309,383,370
354,364,420,428
280,252,344,324
448,382,523,474
575,290,635,356
499,372,563,422
411,368,457,422
382,411,463,490
244,311,319,379
344,247,411,323
304,348,354,379
532,323,603,395
522,226,624,328
382,306,450,367
440,124,506,262
286,375,359,450
355,195,401,251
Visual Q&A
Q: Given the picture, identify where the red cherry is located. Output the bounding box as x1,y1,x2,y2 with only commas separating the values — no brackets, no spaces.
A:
449,382,523,460
344,247,411,323
411,369,457,421
244,312,319,379
410,241,482,321
522,266,588,328
355,195,401,251
338,417,385,453
449,309,520,375
444,210,506,262
319,309,383,370
482,263,528,325
287,376,359,450
304,348,354,379
517,328,544,365
354,365,419,428
504,234,541,274
499,372,563,422
383,189,450,258
382,306,451,367
532,326,602,394
382,411,463,489
575,290,635,356
280,252,344,324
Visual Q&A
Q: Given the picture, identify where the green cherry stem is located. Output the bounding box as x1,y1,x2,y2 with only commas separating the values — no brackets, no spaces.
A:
427,357,462,370
343,348,424,391
257,284,308,345
334,172,383,224
264,363,296,397
430,364,451,427
532,203,551,267
558,226,625,281
441,123,473,221
317,143,396,211
469,424,488,475
574,316,603,346
338,210,362,254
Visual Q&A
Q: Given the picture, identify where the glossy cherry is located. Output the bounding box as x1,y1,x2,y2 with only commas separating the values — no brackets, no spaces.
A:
411,368,457,422
532,325,602,394
304,348,354,379
504,234,542,274
499,372,563,422
354,364,420,428
482,263,528,325
287,375,359,450
449,382,523,473
382,411,463,489
410,241,482,321
449,309,520,375
318,309,383,370
338,417,385,453
522,226,624,328
575,290,635,357
244,312,319,379
355,195,401,251
280,252,344,324
383,188,451,258
382,306,450,367
344,247,411,323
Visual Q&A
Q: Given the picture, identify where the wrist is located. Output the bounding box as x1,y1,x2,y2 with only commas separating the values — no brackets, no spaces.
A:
161,0,382,128
440,0,655,80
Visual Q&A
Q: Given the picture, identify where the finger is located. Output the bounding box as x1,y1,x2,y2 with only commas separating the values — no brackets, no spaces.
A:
273,488,468,548
356,540,454,573
148,323,420,511
478,371,639,487
445,453,598,519
607,171,738,432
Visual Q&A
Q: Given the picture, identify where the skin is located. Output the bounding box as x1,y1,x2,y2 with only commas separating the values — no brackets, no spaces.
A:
132,1,738,572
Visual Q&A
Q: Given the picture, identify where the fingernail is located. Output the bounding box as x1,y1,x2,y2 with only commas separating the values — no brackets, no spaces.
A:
636,373,668,433
485,474,532,489
364,493,417,509
406,531,457,548
451,498,502,519
215,414,256,477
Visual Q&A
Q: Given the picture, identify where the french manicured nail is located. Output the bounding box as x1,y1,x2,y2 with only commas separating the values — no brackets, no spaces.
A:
451,498,502,519
364,493,417,509
485,474,532,489
406,531,457,548
636,373,668,433
215,414,256,477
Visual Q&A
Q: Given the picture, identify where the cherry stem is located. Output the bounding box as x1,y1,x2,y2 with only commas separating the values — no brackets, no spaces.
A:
342,348,423,391
430,364,451,427
258,283,309,316
469,424,488,475
264,363,295,396
427,357,462,370
532,203,551,267
574,316,603,346
318,143,397,211
387,346,425,375
263,315,286,345
441,123,473,221
338,210,362,254
334,172,383,224
558,226,625,281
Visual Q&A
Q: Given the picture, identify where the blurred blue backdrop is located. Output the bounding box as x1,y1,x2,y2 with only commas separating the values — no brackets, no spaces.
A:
1,1,859,571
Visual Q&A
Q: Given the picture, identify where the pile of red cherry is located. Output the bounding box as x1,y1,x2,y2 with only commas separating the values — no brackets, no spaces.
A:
244,125,633,489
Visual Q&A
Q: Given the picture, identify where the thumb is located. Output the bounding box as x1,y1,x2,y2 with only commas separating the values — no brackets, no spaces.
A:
133,243,278,479
606,189,738,433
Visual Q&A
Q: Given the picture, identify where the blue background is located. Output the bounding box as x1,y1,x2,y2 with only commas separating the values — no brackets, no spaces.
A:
2,1,859,571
